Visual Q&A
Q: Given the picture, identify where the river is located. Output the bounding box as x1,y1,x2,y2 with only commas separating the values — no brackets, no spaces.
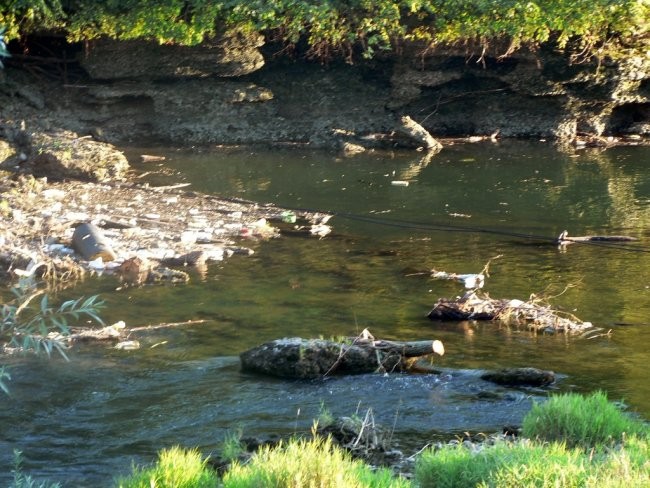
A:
1,140,649,486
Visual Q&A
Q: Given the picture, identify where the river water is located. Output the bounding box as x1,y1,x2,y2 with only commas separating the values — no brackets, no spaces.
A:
1,141,649,485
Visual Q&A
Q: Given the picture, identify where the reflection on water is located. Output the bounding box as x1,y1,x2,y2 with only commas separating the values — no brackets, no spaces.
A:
1,141,649,485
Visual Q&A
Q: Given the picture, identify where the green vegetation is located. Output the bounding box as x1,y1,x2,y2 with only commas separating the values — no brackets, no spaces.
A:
222,435,406,487
415,391,649,487
220,428,246,462
10,450,61,488
116,446,218,488
1,283,104,394
114,391,649,488
414,436,650,487
1,1,648,60
522,390,648,448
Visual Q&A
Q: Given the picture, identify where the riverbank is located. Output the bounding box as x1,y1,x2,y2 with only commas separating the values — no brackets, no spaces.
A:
111,391,649,487
1,0,649,146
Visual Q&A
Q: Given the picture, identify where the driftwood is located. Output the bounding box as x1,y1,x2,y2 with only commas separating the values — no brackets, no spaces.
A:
16,320,209,353
556,230,637,245
398,116,443,152
240,334,445,379
428,291,592,333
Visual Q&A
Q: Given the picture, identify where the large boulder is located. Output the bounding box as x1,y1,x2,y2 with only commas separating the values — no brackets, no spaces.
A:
481,367,555,387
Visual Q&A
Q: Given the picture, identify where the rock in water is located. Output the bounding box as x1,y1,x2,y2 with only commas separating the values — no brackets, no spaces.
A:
481,367,555,387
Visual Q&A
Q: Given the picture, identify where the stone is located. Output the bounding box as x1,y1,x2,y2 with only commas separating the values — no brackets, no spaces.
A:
481,367,555,387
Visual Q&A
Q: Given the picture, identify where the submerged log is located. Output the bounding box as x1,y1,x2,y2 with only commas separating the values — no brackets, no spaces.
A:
240,336,444,379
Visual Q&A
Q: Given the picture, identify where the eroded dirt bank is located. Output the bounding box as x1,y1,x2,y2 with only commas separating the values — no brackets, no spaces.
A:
0,35,648,151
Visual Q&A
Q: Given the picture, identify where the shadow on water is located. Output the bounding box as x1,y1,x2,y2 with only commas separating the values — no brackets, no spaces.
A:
2,141,650,484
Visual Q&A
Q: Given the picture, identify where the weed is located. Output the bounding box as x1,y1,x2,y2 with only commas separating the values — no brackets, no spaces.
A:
115,446,218,488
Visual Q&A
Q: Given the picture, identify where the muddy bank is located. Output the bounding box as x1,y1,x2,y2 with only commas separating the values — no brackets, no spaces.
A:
0,34,648,151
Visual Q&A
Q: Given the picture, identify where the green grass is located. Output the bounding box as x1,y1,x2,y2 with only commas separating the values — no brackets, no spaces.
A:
415,391,650,487
222,436,408,488
115,446,218,488
220,428,246,462
415,437,650,488
522,391,648,448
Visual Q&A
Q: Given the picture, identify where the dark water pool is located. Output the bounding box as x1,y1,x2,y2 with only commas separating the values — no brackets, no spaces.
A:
1,141,649,485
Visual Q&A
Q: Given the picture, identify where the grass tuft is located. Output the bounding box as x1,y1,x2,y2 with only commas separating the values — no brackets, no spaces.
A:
222,435,407,488
521,391,648,448
115,446,218,488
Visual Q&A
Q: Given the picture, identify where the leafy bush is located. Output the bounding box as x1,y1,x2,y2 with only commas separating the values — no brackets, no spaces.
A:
522,391,648,448
1,284,104,358
1,1,648,60
10,450,61,488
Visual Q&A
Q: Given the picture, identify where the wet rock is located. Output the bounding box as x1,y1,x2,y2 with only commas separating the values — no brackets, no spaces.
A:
79,30,265,80
481,367,555,387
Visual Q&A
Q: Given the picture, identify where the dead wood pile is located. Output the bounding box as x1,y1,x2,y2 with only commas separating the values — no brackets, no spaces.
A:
428,291,593,333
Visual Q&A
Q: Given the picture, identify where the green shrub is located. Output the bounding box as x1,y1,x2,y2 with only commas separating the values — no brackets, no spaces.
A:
521,391,648,448
1,1,648,60
222,435,407,488
116,446,218,488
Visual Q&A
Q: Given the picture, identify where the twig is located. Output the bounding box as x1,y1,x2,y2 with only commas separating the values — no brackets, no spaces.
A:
14,290,45,316
129,319,208,332
479,254,503,278
150,183,192,191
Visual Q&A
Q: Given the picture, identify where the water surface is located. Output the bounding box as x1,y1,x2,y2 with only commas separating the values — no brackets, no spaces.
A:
2,141,649,485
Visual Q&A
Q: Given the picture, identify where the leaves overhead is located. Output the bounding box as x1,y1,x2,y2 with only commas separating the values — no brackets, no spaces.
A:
0,1,647,60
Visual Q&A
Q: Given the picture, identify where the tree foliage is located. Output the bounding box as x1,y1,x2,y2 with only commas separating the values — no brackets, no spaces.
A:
0,1,648,59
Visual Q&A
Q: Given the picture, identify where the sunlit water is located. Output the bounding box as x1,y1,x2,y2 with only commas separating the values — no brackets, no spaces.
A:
2,141,649,485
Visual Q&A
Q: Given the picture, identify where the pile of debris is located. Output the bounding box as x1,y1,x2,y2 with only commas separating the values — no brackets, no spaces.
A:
0,174,332,286
428,290,593,333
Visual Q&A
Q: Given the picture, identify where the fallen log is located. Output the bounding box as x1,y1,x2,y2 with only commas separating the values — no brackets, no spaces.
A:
428,291,592,333
240,335,444,379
